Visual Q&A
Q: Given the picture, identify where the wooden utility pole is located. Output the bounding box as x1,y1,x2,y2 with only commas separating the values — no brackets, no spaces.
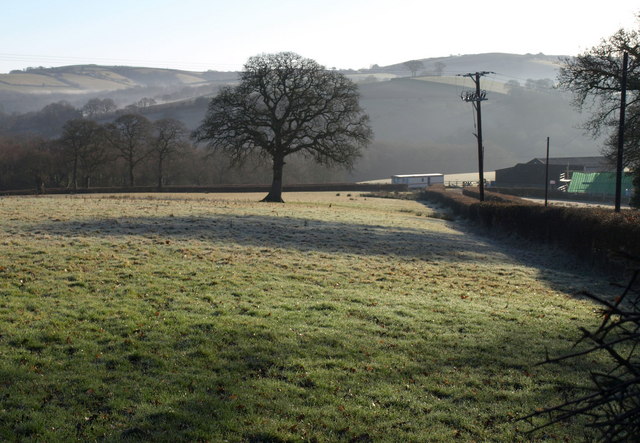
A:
460,71,493,201
615,51,628,213
544,137,550,207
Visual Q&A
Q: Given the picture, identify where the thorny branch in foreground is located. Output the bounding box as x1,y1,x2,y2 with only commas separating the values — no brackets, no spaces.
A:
522,253,640,442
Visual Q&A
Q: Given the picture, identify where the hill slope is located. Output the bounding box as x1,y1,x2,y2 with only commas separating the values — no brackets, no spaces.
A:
1,53,602,181
1,65,235,94
0,53,560,113
350,76,600,179
377,53,562,79
133,75,600,179
0,65,237,114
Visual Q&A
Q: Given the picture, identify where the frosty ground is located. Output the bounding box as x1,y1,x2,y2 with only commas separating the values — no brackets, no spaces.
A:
0,192,616,441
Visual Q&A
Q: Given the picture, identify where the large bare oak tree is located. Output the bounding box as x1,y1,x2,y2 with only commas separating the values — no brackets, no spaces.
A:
194,52,373,202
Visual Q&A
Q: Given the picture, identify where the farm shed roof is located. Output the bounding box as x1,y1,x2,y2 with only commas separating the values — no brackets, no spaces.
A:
527,156,613,170
567,172,633,195
392,173,443,178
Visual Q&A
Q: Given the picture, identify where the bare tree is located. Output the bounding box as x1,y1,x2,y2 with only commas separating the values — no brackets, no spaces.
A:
82,98,117,118
79,126,111,188
557,22,640,140
404,60,424,77
151,118,189,190
558,16,640,204
194,52,372,202
27,101,81,138
59,118,104,190
0,135,55,191
601,101,640,169
106,114,152,187
17,139,57,193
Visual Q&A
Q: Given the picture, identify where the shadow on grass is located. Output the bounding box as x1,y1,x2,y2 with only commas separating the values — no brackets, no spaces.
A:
34,212,572,267
33,211,612,299
7,213,616,440
93,314,607,441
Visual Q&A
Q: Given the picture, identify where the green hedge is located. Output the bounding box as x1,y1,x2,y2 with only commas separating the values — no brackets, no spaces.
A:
420,186,640,271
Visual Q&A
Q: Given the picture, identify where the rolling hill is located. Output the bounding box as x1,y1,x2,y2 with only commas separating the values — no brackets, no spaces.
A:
375,52,562,80
1,64,235,94
350,76,601,179
0,65,237,114
0,53,561,113
0,53,604,181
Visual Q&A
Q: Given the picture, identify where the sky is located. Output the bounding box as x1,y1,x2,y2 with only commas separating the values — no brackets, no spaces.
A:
1,0,638,74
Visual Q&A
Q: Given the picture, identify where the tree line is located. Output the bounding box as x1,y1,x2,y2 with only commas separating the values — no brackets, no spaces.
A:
0,112,351,193
0,113,209,192
0,52,371,197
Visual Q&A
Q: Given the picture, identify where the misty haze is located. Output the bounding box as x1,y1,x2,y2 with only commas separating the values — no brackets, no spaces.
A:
0,53,601,189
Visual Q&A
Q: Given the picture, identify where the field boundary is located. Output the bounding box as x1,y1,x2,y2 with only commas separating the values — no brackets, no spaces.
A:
420,186,640,273
0,182,408,196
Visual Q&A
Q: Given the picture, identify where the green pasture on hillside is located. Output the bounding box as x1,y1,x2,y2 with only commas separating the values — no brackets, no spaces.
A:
0,192,618,441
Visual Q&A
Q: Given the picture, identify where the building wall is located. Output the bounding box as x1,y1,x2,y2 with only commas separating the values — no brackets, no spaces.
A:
495,164,567,188
391,175,444,188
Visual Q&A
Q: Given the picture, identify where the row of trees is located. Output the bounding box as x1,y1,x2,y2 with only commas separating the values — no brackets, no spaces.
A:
62,114,189,190
0,114,353,194
1,52,372,199
0,114,196,192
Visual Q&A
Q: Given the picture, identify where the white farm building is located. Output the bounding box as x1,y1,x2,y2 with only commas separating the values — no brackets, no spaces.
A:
391,173,444,189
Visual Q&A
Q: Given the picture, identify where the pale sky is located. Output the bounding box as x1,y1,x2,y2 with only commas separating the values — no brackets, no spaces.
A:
1,0,638,74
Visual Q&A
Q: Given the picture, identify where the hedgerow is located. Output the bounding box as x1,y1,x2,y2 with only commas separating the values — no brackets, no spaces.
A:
420,186,640,271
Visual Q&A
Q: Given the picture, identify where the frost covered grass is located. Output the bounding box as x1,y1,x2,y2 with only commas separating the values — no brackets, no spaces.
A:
0,192,616,441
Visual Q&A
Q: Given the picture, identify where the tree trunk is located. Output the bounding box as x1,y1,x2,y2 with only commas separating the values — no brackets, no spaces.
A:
35,176,45,194
261,155,285,202
128,158,135,188
157,157,164,191
72,155,78,191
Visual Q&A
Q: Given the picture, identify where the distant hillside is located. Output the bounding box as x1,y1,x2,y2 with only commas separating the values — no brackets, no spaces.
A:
1,65,236,93
131,74,600,180
1,53,604,182
350,77,601,180
0,65,238,113
0,53,562,114
375,52,562,80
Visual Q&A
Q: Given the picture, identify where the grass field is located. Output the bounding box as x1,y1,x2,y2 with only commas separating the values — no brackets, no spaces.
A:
0,192,617,441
